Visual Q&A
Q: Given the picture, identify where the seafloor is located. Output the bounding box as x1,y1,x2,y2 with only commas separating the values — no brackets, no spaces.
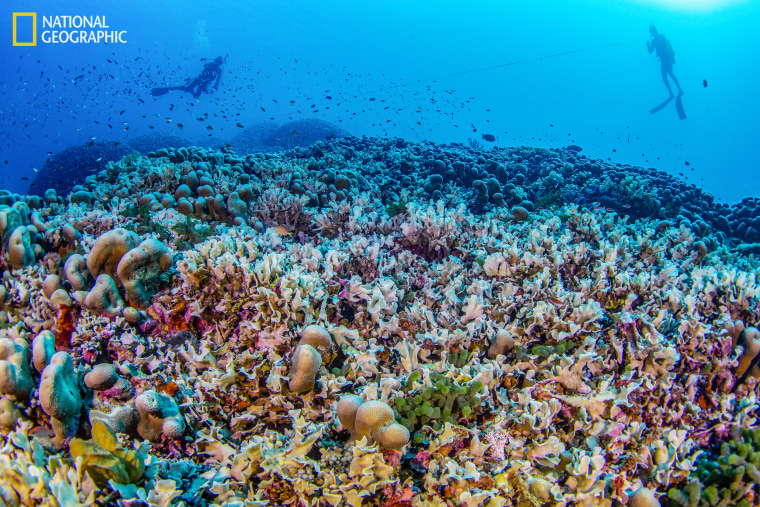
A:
1,137,759,507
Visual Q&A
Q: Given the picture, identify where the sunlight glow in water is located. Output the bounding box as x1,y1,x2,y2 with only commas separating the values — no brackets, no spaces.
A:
632,0,748,11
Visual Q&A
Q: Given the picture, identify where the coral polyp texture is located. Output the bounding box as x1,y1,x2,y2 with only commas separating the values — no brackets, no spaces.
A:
0,136,759,506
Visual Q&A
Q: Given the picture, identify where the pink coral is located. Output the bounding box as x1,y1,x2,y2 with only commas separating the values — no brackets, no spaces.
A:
485,429,509,461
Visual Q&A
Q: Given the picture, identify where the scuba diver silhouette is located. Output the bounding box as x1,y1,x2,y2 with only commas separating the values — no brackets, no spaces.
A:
151,55,227,99
647,26,686,119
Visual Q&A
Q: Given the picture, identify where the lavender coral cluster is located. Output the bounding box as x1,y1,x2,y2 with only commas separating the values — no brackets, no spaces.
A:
0,136,759,506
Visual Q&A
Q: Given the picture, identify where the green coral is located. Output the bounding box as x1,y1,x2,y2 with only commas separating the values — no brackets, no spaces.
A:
447,349,470,368
119,204,171,240
171,215,218,251
531,340,576,358
393,371,482,443
385,196,410,218
666,427,760,507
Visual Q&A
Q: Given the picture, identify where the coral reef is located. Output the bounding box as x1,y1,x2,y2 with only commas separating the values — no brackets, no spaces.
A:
0,137,759,506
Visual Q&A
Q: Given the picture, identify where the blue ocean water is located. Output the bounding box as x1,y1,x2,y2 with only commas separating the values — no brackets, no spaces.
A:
0,0,758,202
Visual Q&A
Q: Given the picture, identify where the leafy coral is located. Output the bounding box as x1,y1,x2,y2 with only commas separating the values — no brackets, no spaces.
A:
69,419,147,487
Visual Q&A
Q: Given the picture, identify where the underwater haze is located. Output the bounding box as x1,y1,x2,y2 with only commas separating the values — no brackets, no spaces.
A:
1,0,759,201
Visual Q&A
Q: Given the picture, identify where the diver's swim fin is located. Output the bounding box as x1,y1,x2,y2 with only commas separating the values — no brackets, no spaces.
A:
675,92,686,120
151,86,185,96
650,95,674,114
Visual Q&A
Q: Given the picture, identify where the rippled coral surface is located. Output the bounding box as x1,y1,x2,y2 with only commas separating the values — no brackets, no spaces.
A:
1,138,759,507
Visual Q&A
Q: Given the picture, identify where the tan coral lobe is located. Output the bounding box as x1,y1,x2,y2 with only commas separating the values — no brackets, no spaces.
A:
288,344,321,393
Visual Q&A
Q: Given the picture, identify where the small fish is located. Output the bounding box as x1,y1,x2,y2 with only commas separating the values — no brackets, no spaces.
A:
703,79,708,87
272,226,291,235
482,134,496,142
206,126,213,130
547,296,565,307
21,177,30,181
291,130,298,136
177,123,184,129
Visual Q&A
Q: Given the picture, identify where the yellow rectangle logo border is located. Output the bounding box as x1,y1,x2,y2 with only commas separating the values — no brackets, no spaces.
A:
13,12,36,46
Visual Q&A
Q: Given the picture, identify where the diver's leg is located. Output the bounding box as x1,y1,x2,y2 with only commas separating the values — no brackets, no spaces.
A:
661,65,674,97
669,68,682,94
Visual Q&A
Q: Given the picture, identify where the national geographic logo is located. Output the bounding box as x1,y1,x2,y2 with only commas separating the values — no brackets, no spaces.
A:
12,13,127,46
12,12,35,46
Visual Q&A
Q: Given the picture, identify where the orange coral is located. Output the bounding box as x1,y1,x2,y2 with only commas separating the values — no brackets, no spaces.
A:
53,304,78,350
